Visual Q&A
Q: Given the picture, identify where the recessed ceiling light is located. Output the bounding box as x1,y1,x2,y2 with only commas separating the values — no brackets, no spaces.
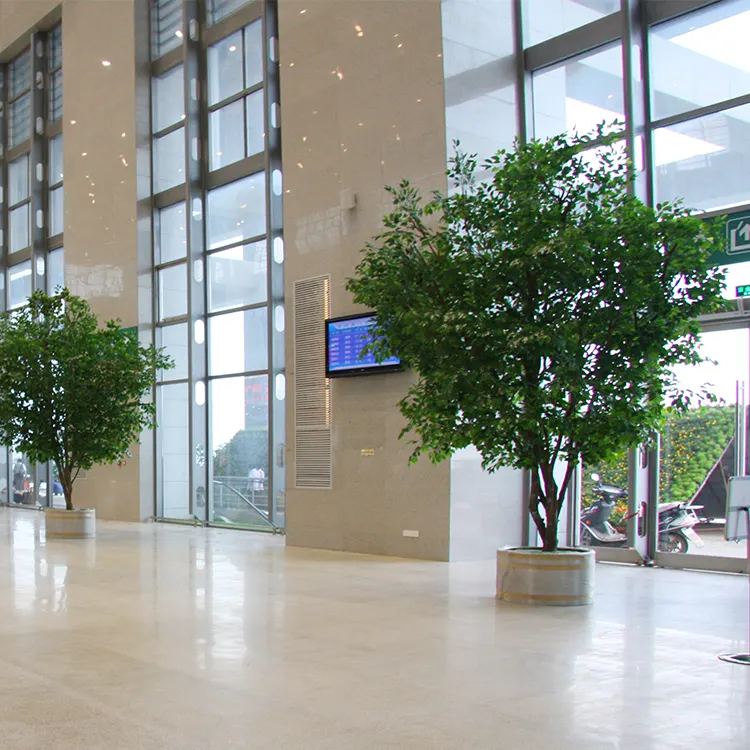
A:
102,60,111,67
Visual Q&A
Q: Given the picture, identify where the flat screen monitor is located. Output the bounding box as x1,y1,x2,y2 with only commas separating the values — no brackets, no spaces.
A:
325,313,402,378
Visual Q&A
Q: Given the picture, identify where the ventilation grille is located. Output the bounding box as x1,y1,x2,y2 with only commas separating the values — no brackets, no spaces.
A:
294,276,331,489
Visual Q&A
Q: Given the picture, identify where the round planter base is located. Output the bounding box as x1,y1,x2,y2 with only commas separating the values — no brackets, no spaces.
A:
45,508,96,539
496,547,595,606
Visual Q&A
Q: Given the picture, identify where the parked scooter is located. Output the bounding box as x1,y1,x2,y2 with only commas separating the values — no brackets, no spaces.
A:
580,475,628,547
581,474,704,553
658,501,704,553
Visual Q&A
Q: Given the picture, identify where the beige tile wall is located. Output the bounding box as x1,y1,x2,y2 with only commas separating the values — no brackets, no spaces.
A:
280,0,453,560
0,0,57,55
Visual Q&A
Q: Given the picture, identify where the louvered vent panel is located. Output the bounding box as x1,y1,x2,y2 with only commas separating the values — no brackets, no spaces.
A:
294,276,332,489
295,430,333,489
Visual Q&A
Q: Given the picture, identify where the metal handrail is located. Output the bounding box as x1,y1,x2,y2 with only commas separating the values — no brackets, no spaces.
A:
213,480,280,531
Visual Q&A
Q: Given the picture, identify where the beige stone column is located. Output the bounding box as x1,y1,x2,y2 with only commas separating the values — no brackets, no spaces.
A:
62,0,146,521
280,0,452,559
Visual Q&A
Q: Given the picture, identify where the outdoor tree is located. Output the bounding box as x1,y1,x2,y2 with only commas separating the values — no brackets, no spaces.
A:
213,428,269,479
347,127,727,552
0,290,172,510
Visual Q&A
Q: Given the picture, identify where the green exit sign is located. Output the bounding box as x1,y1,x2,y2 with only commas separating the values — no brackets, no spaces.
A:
736,285,750,297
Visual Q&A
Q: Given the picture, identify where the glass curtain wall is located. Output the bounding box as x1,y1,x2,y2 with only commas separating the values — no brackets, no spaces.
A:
0,23,65,510
519,0,750,563
150,0,284,530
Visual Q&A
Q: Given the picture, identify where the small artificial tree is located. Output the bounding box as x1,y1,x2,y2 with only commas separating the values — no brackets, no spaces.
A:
0,290,173,510
346,128,726,552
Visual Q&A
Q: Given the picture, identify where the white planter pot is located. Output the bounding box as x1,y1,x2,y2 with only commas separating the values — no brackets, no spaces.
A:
496,547,594,606
45,508,96,539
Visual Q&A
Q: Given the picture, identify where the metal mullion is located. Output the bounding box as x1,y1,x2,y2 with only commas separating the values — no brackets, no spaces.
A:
208,368,270,383
153,120,185,140
644,0,722,26
264,0,283,526
650,92,750,131
46,234,63,251
158,377,190,385
0,62,7,273
155,317,190,329
153,183,186,208
160,315,190,327
208,81,263,113
204,2,263,46
184,0,209,524
49,179,62,191
512,0,532,143
524,12,622,72
30,31,47,303
206,299,267,318
622,0,647,200
6,142,31,163
8,196,31,212
155,257,188,272
152,48,184,77
45,119,62,139
206,151,265,188
640,0,655,207
7,247,32,265
7,88,31,107
206,231,265,255
701,202,750,223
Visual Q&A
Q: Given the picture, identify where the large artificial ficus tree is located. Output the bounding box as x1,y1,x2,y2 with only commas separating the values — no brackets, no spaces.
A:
346,127,727,552
0,290,173,510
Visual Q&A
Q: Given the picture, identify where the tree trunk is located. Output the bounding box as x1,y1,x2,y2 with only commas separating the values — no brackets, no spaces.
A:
59,464,74,511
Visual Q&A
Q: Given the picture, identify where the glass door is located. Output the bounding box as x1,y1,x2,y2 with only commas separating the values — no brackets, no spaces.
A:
655,327,750,570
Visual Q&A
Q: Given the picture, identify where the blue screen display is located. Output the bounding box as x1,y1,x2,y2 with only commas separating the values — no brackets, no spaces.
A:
326,316,401,375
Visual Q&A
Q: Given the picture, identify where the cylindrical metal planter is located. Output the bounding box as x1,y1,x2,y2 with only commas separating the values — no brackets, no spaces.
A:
45,508,96,539
496,547,595,606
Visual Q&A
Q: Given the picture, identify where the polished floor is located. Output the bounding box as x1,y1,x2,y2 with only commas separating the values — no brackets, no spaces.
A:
0,509,748,749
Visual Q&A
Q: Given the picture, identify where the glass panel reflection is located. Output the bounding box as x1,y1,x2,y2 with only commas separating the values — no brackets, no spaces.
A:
208,241,267,312
523,0,620,46
663,329,750,558
157,323,189,381
211,374,271,527
9,205,30,254
207,0,253,26
48,248,64,294
49,135,63,185
650,2,750,122
209,307,268,376
153,128,186,194
49,187,64,237
246,90,265,156
152,65,185,133
158,383,191,519
9,156,29,205
158,264,188,321
207,173,266,249
158,203,187,264
532,43,624,141
208,31,244,106
209,99,245,171
245,21,264,88
9,262,32,309
653,103,750,213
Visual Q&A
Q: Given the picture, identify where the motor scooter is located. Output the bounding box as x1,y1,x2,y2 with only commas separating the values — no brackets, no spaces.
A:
580,475,628,547
581,474,704,553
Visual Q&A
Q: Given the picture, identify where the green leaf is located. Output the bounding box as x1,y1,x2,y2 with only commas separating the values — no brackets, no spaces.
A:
0,290,173,510
346,125,726,551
